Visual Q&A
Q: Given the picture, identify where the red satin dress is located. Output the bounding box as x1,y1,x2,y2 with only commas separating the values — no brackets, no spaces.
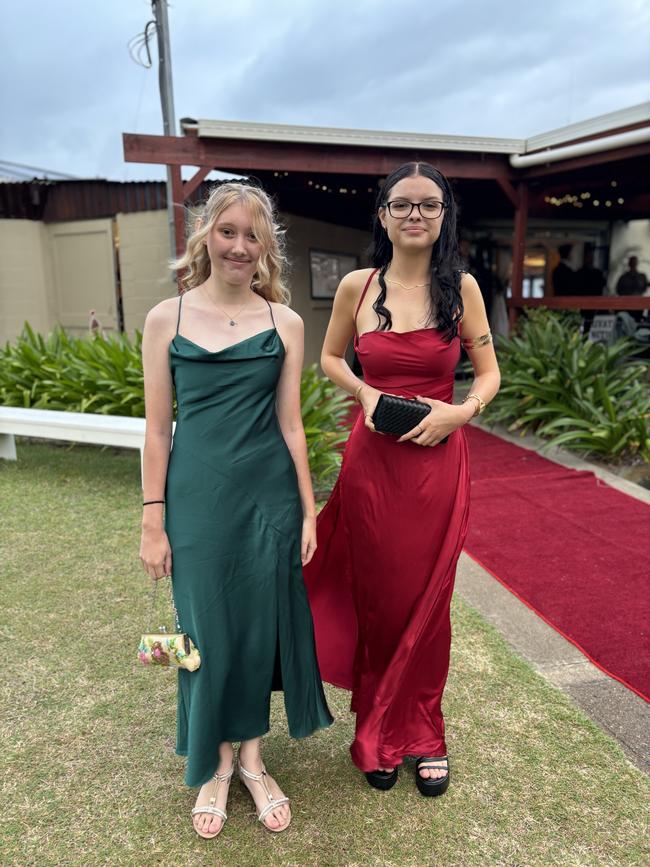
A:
303,271,471,772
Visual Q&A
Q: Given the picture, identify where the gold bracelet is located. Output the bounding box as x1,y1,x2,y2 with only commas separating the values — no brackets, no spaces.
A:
461,331,493,350
463,392,486,416
354,384,365,403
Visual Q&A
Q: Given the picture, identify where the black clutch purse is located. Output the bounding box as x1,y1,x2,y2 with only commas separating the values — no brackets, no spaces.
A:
371,393,449,443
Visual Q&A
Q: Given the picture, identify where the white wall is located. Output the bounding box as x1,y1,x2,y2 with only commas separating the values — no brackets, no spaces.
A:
0,220,55,344
117,210,176,332
48,219,117,333
0,211,372,365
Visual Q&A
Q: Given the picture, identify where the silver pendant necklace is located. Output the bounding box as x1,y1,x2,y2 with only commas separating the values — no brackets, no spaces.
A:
202,287,250,326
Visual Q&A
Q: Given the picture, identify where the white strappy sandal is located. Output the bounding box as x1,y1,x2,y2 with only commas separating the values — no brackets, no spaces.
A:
191,765,234,839
238,761,291,832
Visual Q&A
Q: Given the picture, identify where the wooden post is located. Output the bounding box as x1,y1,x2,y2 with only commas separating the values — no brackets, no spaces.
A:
510,182,528,328
170,165,186,260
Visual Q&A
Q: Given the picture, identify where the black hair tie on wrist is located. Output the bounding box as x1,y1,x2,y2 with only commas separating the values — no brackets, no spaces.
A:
143,500,165,506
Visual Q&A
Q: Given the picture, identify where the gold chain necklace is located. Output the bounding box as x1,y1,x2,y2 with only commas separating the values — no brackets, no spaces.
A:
202,287,251,326
385,276,431,292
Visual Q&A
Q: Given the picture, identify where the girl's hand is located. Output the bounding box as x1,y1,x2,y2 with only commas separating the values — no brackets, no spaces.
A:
140,527,172,580
358,385,383,433
301,515,317,566
397,397,470,447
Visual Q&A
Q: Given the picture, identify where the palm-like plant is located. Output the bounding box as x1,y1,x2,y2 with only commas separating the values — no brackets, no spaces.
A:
1,325,350,488
486,309,650,461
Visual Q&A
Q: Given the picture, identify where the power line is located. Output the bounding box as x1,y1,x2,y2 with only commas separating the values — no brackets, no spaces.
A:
0,159,81,180
127,18,157,68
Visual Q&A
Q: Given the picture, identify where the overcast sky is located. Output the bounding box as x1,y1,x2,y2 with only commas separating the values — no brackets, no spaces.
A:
1,0,648,182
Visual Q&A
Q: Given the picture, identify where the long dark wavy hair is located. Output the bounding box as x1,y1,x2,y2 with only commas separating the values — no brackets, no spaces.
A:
369,162,463,341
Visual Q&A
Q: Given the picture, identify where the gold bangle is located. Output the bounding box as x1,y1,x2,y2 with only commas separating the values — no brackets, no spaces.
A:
354,384,365,403
461,331,493,350
463,392,486,415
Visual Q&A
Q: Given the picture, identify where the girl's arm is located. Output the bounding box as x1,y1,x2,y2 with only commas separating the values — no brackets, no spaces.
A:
139,300,176,580
320,270,384,429
456,272,501,413
274,307,317,565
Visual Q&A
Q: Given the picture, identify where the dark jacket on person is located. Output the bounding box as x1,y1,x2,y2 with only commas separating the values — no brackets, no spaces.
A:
552,261,575,296
616,270,648,296
574,265,605,296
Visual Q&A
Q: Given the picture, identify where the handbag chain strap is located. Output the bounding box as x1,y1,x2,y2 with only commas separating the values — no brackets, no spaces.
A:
148,577,182,633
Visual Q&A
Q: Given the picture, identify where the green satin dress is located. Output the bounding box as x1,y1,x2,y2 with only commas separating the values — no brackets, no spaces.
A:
165,293,333,788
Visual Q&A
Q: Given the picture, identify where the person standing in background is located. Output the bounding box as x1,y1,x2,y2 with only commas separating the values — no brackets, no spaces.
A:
575,246,605,296
575,246,605,330
552,244,575,296
616,256,648,297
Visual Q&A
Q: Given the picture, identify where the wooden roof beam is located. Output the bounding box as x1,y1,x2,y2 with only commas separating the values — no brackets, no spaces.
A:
123,133,515,181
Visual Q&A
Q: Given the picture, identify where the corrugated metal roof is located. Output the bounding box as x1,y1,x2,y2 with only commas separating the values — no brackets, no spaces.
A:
193,118,525,153
0,180,168,221
190,101,650,156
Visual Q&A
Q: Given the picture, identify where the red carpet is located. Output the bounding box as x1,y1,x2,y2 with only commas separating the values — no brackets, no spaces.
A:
464,426,650,702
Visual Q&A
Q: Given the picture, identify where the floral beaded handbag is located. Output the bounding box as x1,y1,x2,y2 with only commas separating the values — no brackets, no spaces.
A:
137,578,201,672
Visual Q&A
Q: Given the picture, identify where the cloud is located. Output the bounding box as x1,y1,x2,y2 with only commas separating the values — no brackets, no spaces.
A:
1,0,647,180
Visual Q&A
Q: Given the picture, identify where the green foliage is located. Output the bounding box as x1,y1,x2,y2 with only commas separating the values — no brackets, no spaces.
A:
0,324,350,489
0,323,145,415
300,364,351,491
487,309,650,461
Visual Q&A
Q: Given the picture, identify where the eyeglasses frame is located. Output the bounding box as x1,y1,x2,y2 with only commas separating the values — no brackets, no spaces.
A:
383,199,447,219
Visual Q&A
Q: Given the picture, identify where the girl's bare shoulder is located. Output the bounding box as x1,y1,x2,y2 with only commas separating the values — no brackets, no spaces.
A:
336,267,377,305
271,301,303,336
146,295,181,321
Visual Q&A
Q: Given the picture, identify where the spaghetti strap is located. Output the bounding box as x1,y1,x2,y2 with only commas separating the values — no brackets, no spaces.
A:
175,292,184,336
353,268,379,340
263,297,276,329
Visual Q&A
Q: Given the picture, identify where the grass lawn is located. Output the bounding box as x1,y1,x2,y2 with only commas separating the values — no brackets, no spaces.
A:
1,442,648,867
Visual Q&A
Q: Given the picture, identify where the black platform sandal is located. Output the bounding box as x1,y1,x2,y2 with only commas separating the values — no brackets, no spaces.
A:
415,756,450,797
365,767,398,790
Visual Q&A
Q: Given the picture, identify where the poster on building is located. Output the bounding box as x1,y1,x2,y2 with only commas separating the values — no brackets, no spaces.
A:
309,249,359,300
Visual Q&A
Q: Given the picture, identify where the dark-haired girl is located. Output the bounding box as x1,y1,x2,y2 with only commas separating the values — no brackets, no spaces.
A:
303,162,500,795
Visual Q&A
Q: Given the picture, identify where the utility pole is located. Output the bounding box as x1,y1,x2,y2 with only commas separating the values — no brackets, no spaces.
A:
152,0,178,262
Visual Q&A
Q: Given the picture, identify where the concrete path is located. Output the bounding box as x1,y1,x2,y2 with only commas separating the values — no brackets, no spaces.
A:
455,421,650,774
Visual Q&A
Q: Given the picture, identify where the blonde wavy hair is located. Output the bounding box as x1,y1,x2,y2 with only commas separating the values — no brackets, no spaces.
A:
171,181,290,303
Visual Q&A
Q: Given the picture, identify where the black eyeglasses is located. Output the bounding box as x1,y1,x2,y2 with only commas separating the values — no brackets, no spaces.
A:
385,199,446,219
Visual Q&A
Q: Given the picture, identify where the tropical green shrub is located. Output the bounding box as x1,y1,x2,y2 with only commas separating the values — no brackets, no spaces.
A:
0,324,351,489
486,309,650,461
300,364,351,491
0,324,145,415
